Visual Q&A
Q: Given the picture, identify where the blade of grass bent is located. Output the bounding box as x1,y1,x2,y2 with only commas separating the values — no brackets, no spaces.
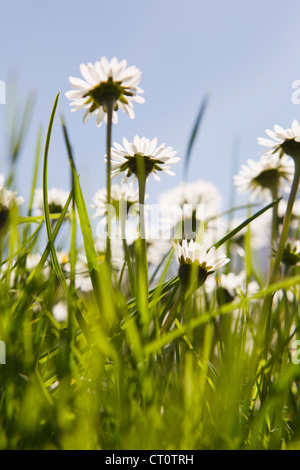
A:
42,94,91,344
61,116,104,315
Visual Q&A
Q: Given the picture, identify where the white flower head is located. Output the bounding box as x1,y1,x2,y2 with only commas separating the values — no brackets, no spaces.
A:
217,271,259,300
0,188,24,209
159,179,222,217
91,182,139,219
282,238,300,266
110,135,180,182
258,119,300,159
65,57,144,127
26,252,51,278
52,301,68,323
174,239,229,289
33,188,70,217
233,153,294,201
0,182,24,230
204,271,259,304
158,179,222,240
66,241,125,293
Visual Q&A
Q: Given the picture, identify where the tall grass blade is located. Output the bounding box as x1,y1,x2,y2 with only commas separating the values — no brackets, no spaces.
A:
183,93,209,179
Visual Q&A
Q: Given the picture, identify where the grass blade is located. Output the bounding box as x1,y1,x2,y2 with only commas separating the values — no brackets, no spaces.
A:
213,198,281,250
183,93,209,179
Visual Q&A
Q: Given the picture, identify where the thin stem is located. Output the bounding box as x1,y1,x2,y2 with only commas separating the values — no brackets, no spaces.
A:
258,157,300,353
105,98,115,266
268,185,279,276
120,202,135,296
138,174,148,293
268,158,300,286
270,186,279,249
136,167,149,331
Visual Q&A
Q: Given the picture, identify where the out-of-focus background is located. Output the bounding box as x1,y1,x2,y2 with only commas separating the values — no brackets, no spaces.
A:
1,0,300,211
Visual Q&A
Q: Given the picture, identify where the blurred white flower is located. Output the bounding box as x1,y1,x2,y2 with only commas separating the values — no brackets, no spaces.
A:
204,271,259,304
26,253,42,271
110,136,180,182
94,238,125,271
0,187,24,209
218,271,259,300
25,253,51,278
56,251,70,266
234,153,294,201
52,301,68,323
65,57,144,127
159,179,222,218
282,238,300,266
158,179,223,241
91,182,139,219
66,241,125,292
0,178,24,230
33,188,70,217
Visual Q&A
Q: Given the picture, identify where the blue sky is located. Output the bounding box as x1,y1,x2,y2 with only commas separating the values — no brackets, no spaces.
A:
1,0,300,214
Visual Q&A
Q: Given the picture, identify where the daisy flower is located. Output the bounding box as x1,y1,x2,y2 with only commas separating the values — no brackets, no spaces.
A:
217,271,259,302
66,241,125,293
174,239,229,289
25,253,54,278
110,136,180,182
233,153,294,201
91,182,139,219
158,179,222,241
281,238,300,267
56,251,70,267
65,57,144,127
33,188,70,217
52,301,68,323
0,178,24,230
203,271,259,310
159,179,222,216
257,119,300,159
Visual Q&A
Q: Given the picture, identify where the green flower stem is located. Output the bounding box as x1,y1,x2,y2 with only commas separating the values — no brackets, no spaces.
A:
268,157,300,286
105,98,115,266
258,157,300,352
120,208,135,296
136,169,149,329
267,185,280,276
270,186,279,249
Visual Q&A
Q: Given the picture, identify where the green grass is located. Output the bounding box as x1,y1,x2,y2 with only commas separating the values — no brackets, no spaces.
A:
0,94,300,451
